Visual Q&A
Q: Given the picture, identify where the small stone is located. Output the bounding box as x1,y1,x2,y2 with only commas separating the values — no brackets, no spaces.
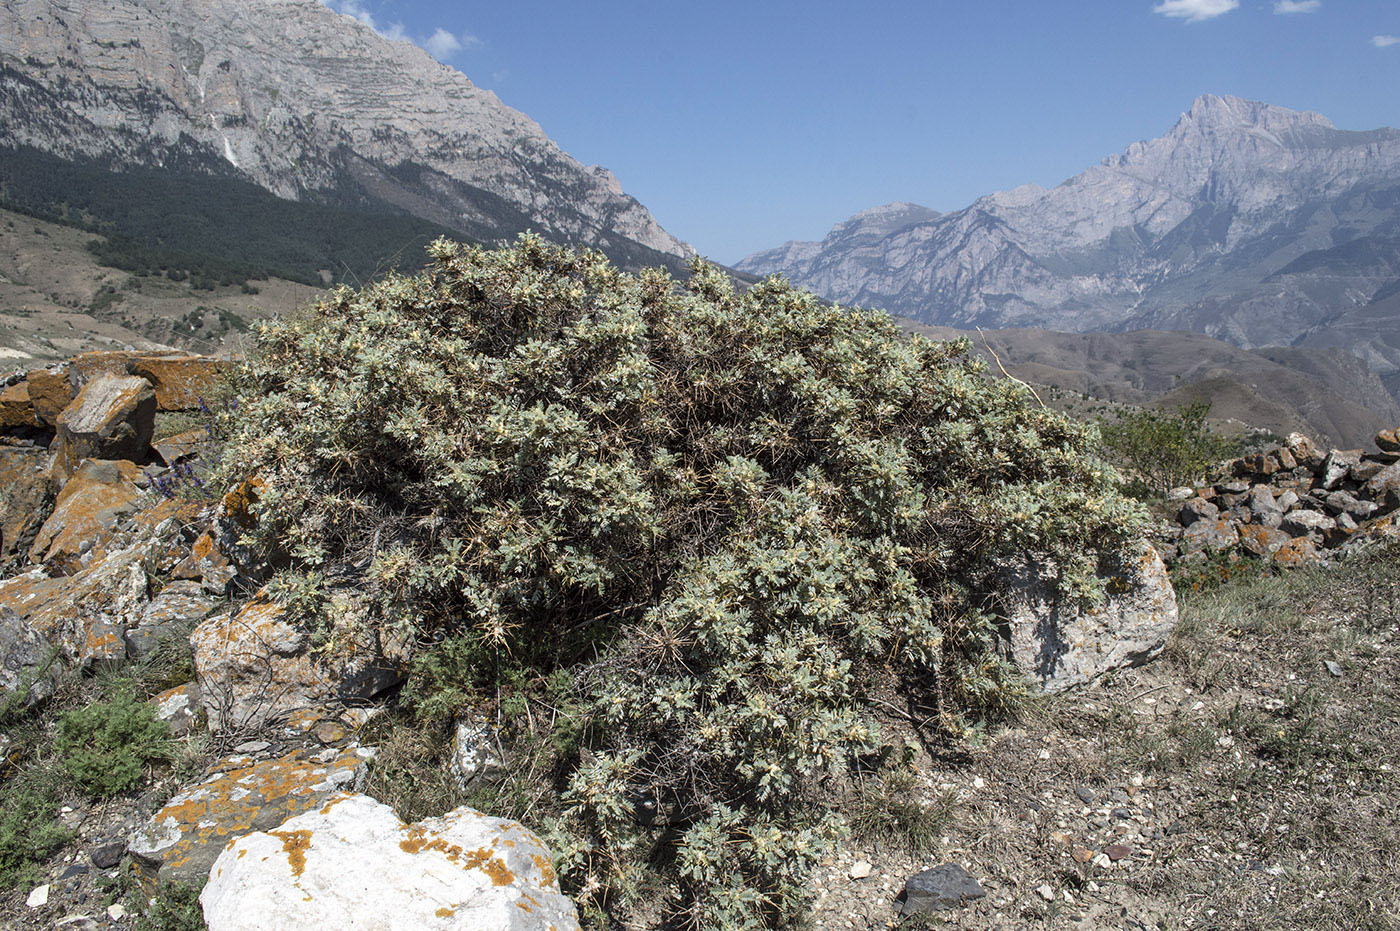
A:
1105,844,1132,861
26,884,49,908
233,740,271,754
1324,660,1343,677
314,721,349,745
1074,786,1096,805
849,860,872,879
106,904,127,921
1092,853,1112,868
1049,831,1074,846
89,838,126,869
1072,846,1095,864
1037,884,1055,901
899,863,987,915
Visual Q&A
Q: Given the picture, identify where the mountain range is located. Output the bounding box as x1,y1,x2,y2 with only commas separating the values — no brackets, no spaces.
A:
0,0,691,273
739,95,1400,398
2,0,1400,441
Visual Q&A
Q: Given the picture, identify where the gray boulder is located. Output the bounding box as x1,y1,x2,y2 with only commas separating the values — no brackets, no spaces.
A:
997,544,1178,693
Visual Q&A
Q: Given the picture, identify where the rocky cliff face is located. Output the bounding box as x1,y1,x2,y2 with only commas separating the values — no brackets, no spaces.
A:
0,0,691,260
739,95,1400,351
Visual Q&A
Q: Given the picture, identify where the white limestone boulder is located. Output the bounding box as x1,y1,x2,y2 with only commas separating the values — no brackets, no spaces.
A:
201,793,579,931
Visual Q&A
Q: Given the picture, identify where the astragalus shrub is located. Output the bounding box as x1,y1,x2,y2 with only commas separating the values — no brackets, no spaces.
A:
221,235,1145,928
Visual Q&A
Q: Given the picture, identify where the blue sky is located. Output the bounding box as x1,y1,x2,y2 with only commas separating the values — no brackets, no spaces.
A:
323,0,1400,264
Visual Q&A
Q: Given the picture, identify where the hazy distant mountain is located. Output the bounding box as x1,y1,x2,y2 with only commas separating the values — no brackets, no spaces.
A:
0,0,691,266
739,95,1400,362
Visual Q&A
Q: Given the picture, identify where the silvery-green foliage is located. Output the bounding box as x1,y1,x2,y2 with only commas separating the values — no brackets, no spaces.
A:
221,235,1146,928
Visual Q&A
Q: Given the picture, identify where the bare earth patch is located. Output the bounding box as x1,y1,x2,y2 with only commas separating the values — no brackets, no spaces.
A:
809,546,1400,930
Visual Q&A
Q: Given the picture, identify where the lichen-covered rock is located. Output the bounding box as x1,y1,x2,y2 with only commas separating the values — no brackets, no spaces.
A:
0,541,149,663
200,793,579,931
68,351,227,412
1237,523,1292,559
54,374,156,482
1271,537,1325,568
0,605,59,710
1323,489,1378,521
1376,427,1400,454
29,459,144,570
1280,509,1336,538
1176,497,1219,526
0,445,54,558
151,681,202,737
125,581,217,660
1364,461,1400,509
191,590,404,732
0,381,39,431
24,367,73,428
1181,517,1239,554
1318,449,1363,490
128,746,372,888
998,544,1178,692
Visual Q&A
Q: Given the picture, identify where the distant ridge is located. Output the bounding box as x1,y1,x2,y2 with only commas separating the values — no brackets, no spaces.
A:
740,95,1400,397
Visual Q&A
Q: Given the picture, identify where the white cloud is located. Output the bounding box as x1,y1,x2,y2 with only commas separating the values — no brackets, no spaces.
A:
424,29,462,59
322,2,479,60
1152,0,1239,22
1273,0,1320,13
1374,35,1400,47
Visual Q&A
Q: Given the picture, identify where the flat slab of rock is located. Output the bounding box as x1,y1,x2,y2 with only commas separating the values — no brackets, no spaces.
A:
201,793,579,931
29,459,143,570
899,863,986,914
128,746,371,888
999,543,1178,692
0,541,148,663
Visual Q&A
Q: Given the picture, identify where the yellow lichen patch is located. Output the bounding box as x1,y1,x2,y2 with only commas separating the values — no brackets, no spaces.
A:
270,829,313,878
435,907,455,918
531,854,558,888
397,829,516,886
479,854,516,887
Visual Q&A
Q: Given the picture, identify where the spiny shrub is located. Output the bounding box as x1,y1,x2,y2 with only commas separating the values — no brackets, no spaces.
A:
219,235,1145,928
54,691,170,797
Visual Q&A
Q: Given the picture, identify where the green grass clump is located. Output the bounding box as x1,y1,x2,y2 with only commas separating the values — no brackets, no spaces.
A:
54,691,170,797
219,235,1146,928
0,770,71,890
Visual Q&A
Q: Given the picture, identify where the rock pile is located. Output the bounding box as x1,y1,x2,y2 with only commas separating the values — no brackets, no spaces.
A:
0,349,576,931
1159,430,1400,568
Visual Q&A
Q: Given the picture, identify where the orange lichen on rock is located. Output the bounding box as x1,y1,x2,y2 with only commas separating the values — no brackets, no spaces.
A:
220,475,265,528
0,381,38,430
270,829,313,878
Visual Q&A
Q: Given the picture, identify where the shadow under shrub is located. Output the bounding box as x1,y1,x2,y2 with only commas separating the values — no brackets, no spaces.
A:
219,235,1145,928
